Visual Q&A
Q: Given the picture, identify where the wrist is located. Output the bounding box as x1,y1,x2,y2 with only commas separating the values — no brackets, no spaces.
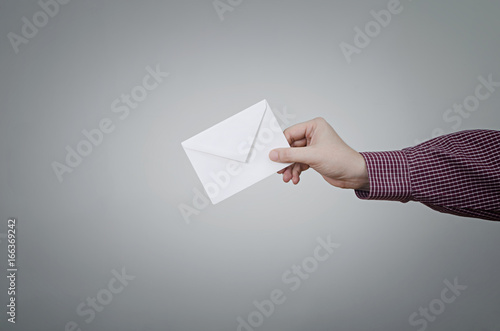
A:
353,152,369,191
354,151,412,202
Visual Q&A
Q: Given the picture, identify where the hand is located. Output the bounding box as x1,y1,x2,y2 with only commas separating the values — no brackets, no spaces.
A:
269,117,369,191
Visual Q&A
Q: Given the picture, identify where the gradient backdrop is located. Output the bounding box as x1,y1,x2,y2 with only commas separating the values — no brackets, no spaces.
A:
1,1,499,330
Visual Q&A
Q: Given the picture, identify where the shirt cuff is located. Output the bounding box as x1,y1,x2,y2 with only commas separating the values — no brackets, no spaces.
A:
354,151,412,202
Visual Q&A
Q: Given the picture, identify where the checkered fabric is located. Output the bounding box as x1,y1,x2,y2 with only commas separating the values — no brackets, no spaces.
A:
355,130,500,222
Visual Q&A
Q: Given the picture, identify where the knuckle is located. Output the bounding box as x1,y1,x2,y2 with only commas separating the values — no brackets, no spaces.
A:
281,149,292,161
314,117,325,122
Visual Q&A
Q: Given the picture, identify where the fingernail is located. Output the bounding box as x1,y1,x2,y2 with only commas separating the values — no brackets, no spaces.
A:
269,150,279,161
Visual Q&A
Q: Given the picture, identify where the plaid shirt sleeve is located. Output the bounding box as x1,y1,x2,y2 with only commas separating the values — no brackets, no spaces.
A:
354,130,500,222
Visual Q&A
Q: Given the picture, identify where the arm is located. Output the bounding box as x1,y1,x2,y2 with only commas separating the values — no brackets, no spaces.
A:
355,130,500,221
269,118,500,222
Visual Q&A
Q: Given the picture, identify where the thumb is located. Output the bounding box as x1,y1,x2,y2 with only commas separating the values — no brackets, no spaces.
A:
269,147,315,165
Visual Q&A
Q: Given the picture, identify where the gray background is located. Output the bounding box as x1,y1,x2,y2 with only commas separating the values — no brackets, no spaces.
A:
1,0,499,330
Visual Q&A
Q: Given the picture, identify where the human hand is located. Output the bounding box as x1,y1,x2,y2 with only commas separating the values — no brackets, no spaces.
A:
269,117,369,190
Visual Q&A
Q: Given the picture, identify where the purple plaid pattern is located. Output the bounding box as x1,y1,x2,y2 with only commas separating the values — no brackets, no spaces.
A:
355,130,500,222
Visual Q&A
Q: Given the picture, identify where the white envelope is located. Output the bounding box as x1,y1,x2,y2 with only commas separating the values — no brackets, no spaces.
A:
182,100,291,204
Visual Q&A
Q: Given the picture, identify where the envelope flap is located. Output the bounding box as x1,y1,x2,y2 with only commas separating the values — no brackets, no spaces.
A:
182,100,267,162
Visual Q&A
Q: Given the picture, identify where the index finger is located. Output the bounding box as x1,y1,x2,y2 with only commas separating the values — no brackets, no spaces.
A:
283,119,318,145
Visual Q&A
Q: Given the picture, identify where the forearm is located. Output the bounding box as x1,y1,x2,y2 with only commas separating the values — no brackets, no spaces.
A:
355,130,500,222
